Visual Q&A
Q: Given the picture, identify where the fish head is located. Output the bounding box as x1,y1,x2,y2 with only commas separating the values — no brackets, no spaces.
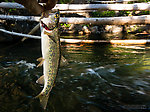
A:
40,10,60,34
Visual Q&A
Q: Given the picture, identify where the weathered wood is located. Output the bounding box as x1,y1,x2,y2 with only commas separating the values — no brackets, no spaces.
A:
21,23,40,41
0,28,41,39
60,15,150,25
92,1,121,3
0,2,95,13
1,2,150,11
117,0,139,2
93,0,139,3
1,28,150,44
60,39,150,44
0,15,40,21
1,15,150,25
54,3,150,11
0,2,24,9
57,10,97,14
60,38,109,43
110,39,150,44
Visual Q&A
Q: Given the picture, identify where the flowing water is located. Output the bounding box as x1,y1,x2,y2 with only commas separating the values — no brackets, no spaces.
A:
0,38,150,112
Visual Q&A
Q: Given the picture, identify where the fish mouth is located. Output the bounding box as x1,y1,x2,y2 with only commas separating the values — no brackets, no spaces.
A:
41,21,57,43
41,21,56,31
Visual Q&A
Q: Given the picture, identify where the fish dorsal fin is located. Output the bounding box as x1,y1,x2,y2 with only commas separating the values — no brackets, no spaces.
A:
36,75,44,85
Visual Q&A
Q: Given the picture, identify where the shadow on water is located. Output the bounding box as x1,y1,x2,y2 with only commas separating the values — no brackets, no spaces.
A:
0,38,150,112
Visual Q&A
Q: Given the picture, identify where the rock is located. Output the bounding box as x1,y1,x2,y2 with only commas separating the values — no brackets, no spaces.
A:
105,25,123,33
79,31,84,35
90,26,99,33
82,26,91,34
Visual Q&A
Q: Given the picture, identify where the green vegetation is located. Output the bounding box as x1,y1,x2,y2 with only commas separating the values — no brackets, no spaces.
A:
91,10,150,17
59,0,72,4
5,0,15,2
91,11,116,17
128,0,150,3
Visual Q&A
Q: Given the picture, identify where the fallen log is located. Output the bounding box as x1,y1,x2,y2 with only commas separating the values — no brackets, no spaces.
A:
60,15,150,25
1,2,150,11
1,15,150,25
21,23,40,41
0,28,41,39
60,39,150,44
0,2,24,9
0,28,150,45
54,3,150,11
57,10,97,14
0,2,91,13
0,15,40,21
93,0,139,3
60,38,109,43
110,39,150,44
116,0,139,2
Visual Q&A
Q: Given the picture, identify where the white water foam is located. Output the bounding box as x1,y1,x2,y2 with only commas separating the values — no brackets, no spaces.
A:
86,68,101,79
16,60,36,72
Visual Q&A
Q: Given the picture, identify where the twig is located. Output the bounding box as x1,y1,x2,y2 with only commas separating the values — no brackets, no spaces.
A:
21,23,40,41
0,28,41,39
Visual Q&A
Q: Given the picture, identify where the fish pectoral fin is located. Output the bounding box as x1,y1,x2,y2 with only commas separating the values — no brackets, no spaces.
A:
36,75,44,85
37,57,43,62
35,93,49,110
37,57,44,67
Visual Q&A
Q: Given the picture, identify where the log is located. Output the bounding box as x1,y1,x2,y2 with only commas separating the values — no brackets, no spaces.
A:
21,23,40,41
60,15,150,25
0,28,150,44
60,38,109,43
92,1,122,3
1,2,150,11
110,39,150,44
117,0,139,2
93,0,139,3
60,39,150,44
57,10,97,14
0,2,24,9
0,28,107,43
0,28,41,39
1,14,150,25
54,3,150,11
0,15,40,21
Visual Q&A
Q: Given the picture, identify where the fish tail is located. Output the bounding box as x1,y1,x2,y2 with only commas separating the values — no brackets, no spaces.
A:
35,93,49,109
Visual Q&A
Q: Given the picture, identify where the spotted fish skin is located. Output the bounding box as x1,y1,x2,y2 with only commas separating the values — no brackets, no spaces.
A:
36,11,60,109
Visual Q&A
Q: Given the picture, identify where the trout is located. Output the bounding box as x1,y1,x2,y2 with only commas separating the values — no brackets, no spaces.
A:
36,11,60,109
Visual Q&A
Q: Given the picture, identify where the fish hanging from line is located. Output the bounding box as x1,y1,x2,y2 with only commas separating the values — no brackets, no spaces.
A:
35,10,61,109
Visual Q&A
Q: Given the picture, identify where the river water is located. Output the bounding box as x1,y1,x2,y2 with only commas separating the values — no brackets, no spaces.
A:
0,38,150,112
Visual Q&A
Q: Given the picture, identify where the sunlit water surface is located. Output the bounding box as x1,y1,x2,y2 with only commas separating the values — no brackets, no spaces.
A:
0,39,150,112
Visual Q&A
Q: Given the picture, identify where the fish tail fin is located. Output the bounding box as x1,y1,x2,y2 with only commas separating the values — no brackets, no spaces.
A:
35,93,49,109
